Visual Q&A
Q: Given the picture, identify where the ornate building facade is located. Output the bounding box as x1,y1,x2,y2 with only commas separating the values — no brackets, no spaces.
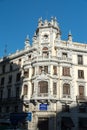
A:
0,17,87,130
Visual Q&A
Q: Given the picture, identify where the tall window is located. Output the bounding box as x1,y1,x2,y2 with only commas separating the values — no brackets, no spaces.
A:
16,87,20,98
44,66,48,73
53,66,57,75
78,70,84,79
53,82,57,95
38,81,48,93
10,63,13,71
1,77,5,85
7,88,11,98
79,85,84,97
42,47,49,58
8,75,12,84
62,67,70,76
78,55,83,65
23,85,28,95
2,65,5,73
39,66,42,74
14,106,18,112
63,83,70,95
16,72,21,82
0,90,3,99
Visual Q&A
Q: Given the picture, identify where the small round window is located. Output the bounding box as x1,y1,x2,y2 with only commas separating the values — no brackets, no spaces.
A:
44,34,48,39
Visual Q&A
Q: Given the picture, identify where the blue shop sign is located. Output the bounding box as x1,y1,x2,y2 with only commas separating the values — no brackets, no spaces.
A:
39,104,48,110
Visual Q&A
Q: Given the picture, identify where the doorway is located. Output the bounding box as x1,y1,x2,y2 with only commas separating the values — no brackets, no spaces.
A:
38,117,49,130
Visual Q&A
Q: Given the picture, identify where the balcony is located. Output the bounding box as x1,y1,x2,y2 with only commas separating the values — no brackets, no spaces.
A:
30,93,57,104
76,95,87,102
60,94,73,103
58,57,72,63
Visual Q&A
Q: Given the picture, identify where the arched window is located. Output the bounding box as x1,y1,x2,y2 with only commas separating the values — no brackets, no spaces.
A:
42,47,49,58
63,83,70,95
23,85,28,95
38,81,48,93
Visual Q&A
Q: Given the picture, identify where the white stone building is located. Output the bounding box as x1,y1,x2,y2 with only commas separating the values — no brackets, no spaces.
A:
0,17,87,130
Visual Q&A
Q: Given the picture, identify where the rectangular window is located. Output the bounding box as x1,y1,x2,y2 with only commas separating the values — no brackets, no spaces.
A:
78,55,83,65
39,81,48,93
44,66,48,73
1,77,5,85
16,72,21,82
53,82,57,95
8,75,12,84
79,86,84,97
53,66,57,75
10,63,13,71
0,90,3,99
2,65,5,73
78,70,84,79
39,66,42,74
62,52,67,59
16,87,20,98
14,106,18,112
7,88,11,98
63,67,70,76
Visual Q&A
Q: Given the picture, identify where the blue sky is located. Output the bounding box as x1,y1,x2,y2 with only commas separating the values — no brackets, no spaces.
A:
0,0,87,57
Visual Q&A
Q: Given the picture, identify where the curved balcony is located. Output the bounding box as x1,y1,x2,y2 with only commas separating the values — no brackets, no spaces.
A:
30,93,57,103
23,55,72,66
60,94,73,103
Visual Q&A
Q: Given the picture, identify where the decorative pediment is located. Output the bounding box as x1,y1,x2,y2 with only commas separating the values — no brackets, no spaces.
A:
36,70,49,80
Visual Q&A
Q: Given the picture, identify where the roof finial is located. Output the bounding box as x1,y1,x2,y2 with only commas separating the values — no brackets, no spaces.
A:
68,30,72,41
25,35,30,49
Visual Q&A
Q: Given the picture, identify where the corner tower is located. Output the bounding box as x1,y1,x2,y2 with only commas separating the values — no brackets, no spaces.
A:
32,17,61,47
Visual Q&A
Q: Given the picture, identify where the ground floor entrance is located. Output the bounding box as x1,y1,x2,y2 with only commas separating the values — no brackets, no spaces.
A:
38,117,49,130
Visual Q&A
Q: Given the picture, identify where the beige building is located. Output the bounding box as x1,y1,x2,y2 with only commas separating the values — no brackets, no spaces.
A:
0,17,87,130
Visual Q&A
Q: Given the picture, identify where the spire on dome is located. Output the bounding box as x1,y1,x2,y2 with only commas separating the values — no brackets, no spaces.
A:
25,35,30,49
68,30,72,41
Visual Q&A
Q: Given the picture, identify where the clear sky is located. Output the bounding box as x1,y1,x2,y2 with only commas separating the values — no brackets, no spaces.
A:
0,0,87,57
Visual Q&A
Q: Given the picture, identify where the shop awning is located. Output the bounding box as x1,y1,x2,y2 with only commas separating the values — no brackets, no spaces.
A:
79,118,87,127
62,117,74,127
